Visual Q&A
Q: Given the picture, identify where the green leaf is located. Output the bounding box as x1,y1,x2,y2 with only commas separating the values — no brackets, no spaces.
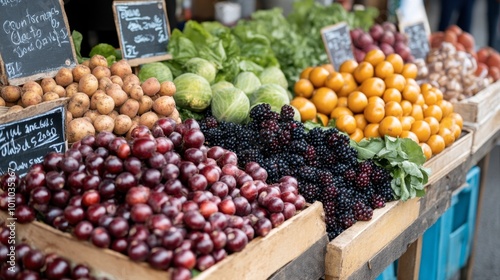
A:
400,138,427,165
71,30,84,63
89,43,116,59
177,107,204,121
351,137,385,160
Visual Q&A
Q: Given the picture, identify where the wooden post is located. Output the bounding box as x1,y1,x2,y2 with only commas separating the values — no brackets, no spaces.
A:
397,236,422,280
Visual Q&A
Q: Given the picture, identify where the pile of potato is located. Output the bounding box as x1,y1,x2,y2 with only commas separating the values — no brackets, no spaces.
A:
0,55,180,143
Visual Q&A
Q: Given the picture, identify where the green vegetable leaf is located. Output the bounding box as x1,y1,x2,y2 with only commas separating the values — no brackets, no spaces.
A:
71,30,84,63
89,43,116,61
350,137,385,160
177,107,204,121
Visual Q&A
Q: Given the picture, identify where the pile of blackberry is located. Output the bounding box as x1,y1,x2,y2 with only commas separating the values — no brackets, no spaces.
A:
200,104,395,240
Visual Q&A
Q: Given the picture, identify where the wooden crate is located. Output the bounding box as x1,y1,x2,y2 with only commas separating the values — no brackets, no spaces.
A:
464,106,500,153
2,202,325,280
452,80,500,123
324,198,421,280
423,128,473,186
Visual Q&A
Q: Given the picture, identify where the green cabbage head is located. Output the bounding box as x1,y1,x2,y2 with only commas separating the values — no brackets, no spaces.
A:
211,87,250,124
259,67,288,90
250,84,289,113
184,57,217,84
233,72,261,96
173,73,212,112
139,62,173,83
211,81,234,93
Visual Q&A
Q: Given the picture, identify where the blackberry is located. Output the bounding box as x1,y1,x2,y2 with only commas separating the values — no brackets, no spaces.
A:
355,172,370,188
359,161,373,177
299,182,320,202
327,222,343,240
203,116,218,129
239,149,264,166
332,176,346,189
353,187,374,205
321,186,338,202
336,208,356,229
335,187,354,210
327,132,349,147
280,105,295,121
291,140,308,154
318,170,334,188
375,181,395,202
303,145,316,161
261,158,279,183
323,200,336,218
261,119,280,133
267,111,280,121
250,103,272,123
352,202,373,221
371,194,386,209
290,121,305,140
306,128,325,147
285,154,305,167
278,130,292,146
344,169,356,182
298,166,318,182
371,165,390,184
332,163,349,177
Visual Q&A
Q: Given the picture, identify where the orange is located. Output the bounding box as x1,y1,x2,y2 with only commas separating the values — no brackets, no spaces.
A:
354,114,368,130
364,49,386,67
314,113,329,126
420,83,433,96
401,100,413,116
386,53,404,73
300,67,313,79
350,128,364,142
438,127,455,147
415,93,425,106
294,79,315,98
401,63,418,79
424,117,440,135
311,87,338,115
309,67,330,88
411,104,424,120
402,84,420,103
436,100,453,117
384,74,406,92
353,62,374,83
399,116,415,131
321,64,335,74
406,78,419,88
336,114,357,134
383,88,402,103
449,112,463,129
347,91,368,113
364,102,385,123
290,97,317,121
433,88,444,102
410,120,431,142
339,60,359,74
400,131,419,143
379,116,403,137
364,123,381,138
385,101,403,118
337,73,357,97
375,61,395,79
419,143,433,160
427,134,446,155
422,89,438,105
423,105,443,121
451,124,462,139
368,96,385,107
337,96,348,107
330,107,353,119
439,117,456,130
360,77,386,98
324,72,345,92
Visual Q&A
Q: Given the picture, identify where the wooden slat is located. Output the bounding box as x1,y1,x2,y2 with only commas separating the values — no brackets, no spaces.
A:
324,198,420,280
452,80,500,123
465,107,500,153
197,202,326,280
397,236,422,280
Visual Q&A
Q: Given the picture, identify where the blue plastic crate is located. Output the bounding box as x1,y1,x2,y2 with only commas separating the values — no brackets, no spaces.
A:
419,166,481,280
375,260,397,280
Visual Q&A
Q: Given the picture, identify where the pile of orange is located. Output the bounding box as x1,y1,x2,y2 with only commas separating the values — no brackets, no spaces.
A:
291,50,464,160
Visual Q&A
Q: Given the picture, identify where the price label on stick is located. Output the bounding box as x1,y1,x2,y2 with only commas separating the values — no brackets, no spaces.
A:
0,0,77,86
400,21,430,60
113,0,172,66
321,22,355,71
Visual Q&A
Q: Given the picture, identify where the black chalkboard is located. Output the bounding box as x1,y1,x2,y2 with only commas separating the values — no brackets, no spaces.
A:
0,0,77,86
113,0,171,66
0,105,66,176
402,21,430,60
321,22,354,71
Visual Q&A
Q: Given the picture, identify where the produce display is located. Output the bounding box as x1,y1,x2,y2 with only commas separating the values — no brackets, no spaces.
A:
1,117,305,278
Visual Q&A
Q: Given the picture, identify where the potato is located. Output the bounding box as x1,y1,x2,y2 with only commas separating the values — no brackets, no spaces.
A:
98,77,113,91
22,91,42,107
139,111,159,129
84,110,100,123
40,78,57,93
123,74,140,86
126,122,139,139
170,108,181,124
129,84,144,101
132,115,140,123
22,81,43,97
114,114,132,135
43,92,60,102
92,65,111,80
55,67,74,87
68,92,90,118
138,95,153,115
119,99,139,118
72,64,91,82
64,83,78,97
17,99,23,106
93,115,115,133
82,60,90,67
82,116,93,124
0,97,5,107
110,75,123,87
67,118,95,143
89,55,108,70
110,60,133,79
96,95,115,115
66,111,73,124
106,84,127,107
7,105,24,113
108,110,119,119
1,86,22,102
90,90,106,110
159,81,176,96
78,74,99,96
153,96,175,116
141,77,161,96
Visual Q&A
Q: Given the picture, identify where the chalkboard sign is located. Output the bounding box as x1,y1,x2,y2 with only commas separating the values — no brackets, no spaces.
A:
0,103,66,176
113,0,172,66
0,0,77,86
401,21,430,60
321,22,354,71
